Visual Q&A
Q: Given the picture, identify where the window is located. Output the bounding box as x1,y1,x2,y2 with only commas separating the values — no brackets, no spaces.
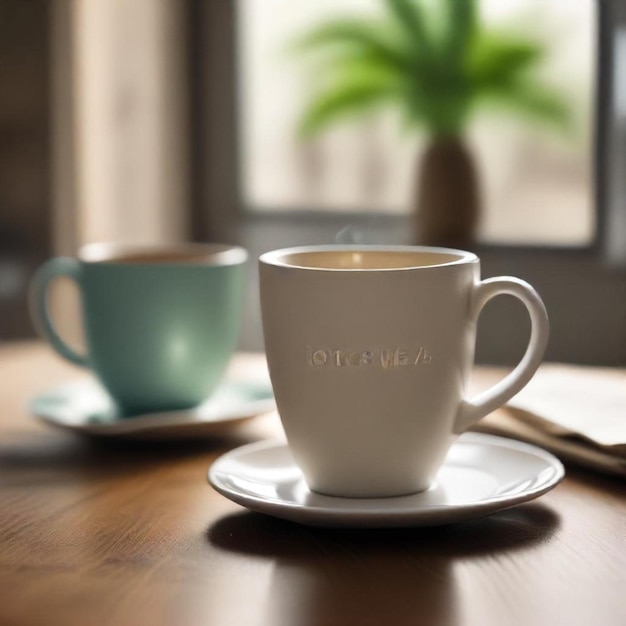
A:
238,0,596,247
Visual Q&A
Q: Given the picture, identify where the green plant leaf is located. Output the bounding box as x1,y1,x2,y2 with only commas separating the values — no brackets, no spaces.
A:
441,0,477,63
385,0,430,50
292,18,413,73
321,50,406,88
469,33,544,90
476,81,572,131
299,78,401,137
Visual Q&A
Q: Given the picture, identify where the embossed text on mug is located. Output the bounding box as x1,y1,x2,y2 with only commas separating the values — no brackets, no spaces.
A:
307,347,432,369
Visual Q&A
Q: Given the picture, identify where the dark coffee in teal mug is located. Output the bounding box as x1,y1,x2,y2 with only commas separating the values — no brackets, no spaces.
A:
31,243,247,415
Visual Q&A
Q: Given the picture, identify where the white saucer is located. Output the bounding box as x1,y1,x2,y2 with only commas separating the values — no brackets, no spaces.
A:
208,433,564,528
31,377,275,441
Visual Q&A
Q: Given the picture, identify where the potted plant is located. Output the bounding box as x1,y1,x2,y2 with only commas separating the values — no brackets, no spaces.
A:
294,0,570,247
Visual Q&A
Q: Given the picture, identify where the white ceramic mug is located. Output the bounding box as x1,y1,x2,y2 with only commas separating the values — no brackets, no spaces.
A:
259,245,549,498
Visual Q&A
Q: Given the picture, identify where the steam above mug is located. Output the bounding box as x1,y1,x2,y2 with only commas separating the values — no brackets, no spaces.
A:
31,243,247,414
260,245,549,498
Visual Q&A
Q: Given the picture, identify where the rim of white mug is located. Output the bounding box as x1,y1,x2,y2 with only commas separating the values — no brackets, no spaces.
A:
78,242,248,267
259,244,478,272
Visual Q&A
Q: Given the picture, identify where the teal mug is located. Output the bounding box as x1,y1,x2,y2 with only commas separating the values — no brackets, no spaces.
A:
30,243,247,415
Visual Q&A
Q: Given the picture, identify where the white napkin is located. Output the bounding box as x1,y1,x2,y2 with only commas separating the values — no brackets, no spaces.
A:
473,364,626,477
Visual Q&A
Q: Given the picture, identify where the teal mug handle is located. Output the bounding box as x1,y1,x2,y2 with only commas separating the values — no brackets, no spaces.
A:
30,257,89,368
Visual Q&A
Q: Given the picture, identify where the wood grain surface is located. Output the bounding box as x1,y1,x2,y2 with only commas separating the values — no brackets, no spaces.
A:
0,342,624,626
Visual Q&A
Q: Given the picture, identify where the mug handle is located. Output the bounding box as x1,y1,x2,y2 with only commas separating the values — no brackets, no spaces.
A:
453,277,549,434
30,257,89,368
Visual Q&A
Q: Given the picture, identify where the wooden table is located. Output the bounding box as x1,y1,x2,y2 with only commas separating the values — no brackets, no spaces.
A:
0,342,624,626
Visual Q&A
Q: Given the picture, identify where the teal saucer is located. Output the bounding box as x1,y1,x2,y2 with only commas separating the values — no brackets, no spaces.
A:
30,377,275,441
